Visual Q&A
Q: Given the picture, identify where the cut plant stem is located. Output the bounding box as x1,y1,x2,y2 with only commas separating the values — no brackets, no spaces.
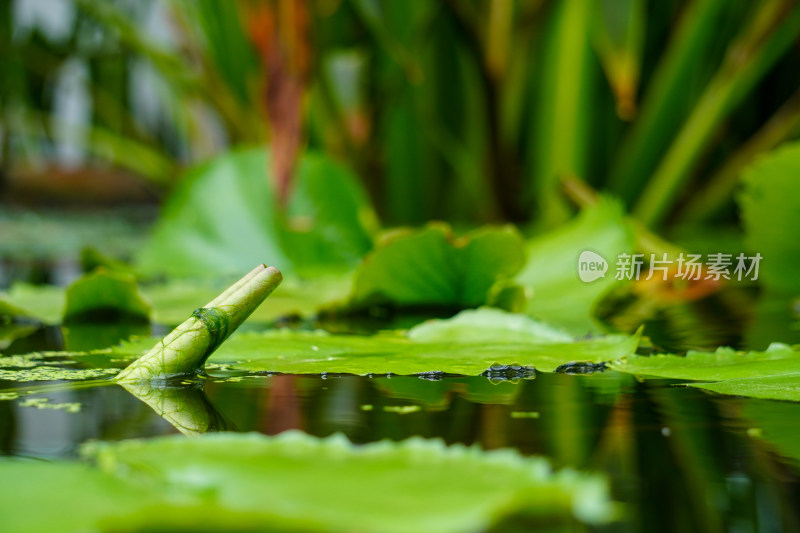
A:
116,265,282,382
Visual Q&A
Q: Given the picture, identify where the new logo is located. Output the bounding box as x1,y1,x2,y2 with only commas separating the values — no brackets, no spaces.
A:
578,250,608,283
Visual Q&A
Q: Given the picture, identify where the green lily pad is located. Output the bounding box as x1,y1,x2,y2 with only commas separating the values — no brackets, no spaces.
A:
86,431,613,530
739,142,800,295
0,432,616,532
191,326,635,376
348,224,526,309
611,344,799,381
611,344,800,401
516,199,634,335
693,374,800,402
52,307,637,377
63,269,151,324
137,147,376,277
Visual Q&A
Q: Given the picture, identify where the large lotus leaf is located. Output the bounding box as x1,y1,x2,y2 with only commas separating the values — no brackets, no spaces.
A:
137,147,376,277
348,224,526,309
84,431,613,530
108,326,638,376
611,344,800,402
516,199,633,335
739,142,800,294
63,269,151,324
56,307,639,376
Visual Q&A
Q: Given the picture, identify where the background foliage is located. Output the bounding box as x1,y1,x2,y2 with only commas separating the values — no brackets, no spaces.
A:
3,0,800,229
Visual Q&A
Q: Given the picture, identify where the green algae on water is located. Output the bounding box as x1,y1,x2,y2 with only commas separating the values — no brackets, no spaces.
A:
20,397,82,413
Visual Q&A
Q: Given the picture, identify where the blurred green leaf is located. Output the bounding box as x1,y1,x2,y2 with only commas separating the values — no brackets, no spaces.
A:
0,431,611,532
528,0,597,226
0,461,162,533
137,147,376,277
609,0,732,204
349,224,526,310
591,0,645,120
4,274,353,327
739,142,800,295
516,199,634,335
633,0,800,226
63,269,151,324
408,307,572,344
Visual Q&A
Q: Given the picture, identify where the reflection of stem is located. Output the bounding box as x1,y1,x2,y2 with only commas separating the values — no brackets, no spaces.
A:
120,380,234,436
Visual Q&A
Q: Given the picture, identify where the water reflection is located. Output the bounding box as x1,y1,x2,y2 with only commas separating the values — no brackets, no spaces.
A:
1,371,799,531
120,380,234,436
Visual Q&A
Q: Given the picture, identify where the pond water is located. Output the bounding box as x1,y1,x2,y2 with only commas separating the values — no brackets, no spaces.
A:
2,341,800,532
2,256,799,532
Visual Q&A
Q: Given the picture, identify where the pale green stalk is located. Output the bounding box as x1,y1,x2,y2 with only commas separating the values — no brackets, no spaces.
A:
116,265,282,381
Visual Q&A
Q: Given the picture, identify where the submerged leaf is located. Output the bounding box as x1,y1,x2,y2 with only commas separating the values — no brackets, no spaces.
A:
349,224,526,309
